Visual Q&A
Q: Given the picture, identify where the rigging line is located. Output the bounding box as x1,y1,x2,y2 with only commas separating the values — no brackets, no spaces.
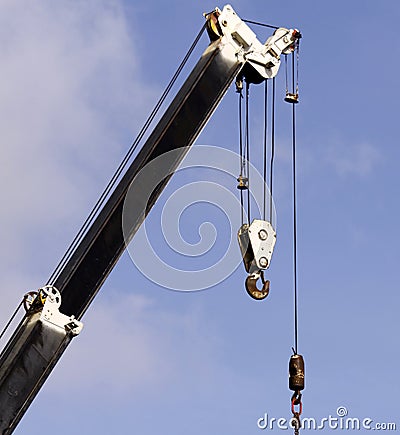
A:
238,90,244,176
243,19,279,30
296,44,300,95
285,55,289,94
0,300,24,342
291,50,299,354
240,190,244,226
245,81,251,223
269,78,276,224
263,79,268,221
47,23,207,285
238,89,244,226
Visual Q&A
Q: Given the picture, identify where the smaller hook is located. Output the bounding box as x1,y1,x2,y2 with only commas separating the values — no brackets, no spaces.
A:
245,271,270,300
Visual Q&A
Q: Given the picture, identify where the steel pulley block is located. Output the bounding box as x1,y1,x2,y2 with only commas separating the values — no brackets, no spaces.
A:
238,219,276,275
204,8,222,42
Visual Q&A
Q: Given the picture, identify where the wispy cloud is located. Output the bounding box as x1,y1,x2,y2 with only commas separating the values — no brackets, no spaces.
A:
46,290,229,398
0,0,156,313
48,293,172,395
0,0,228,411
325,141,382,177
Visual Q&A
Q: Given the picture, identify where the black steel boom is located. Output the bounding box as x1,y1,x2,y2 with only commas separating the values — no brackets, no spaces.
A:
55,40,242,319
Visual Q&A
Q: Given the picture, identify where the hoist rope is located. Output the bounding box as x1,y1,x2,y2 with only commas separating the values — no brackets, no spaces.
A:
238,89,244,226
292,102,299,354
47,23,207,286
291,51,299,354
296,45,300,96
0,300,24,343
269,78,276,223
285,55,289,95
243,19,279,30
263,80,268,221
245,81,251,222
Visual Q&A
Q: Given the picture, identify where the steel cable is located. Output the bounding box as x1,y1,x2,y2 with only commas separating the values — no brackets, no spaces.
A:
291,51,299,353
47,23,207,285
269,78,276,223
263,80,268,221
245,81,251,222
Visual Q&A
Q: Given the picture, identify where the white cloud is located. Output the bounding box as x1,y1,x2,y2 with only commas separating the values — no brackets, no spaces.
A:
44,290,228,399
326,141,381,177
48,293,171,395
0,0,233,405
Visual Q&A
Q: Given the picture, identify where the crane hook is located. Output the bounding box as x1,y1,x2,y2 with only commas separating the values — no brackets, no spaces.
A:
245,270,270,300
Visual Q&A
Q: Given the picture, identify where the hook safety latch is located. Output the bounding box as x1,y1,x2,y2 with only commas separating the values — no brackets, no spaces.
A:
245,270,270,300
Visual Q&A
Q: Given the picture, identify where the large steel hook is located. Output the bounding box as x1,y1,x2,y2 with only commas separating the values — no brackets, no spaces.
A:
245,270,270,300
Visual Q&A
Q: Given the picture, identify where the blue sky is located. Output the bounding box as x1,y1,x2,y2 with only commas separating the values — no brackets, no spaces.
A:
0,1,399,434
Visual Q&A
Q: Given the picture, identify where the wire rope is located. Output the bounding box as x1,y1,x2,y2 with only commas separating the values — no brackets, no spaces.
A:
47,23,207,285
269,78,276,224
263,80,268,221
243,19,279,30
291,51,299,353
238,88,245,226
0,300,24,343
245,81,251,222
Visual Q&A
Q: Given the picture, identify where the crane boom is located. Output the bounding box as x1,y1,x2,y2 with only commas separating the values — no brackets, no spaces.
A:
0,5,300,434
55,32,243,320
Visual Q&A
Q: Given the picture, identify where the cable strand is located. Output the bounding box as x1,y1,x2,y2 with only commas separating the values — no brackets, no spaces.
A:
263,80,268,221
243,19,279,30
292,51,299,353
238,89,244,226
47,23,207,285
269,78,276,224
0,300,24,342
245,81,251,223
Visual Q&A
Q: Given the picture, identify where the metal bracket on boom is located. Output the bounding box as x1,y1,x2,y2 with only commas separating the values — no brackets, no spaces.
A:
205,5,301,83
24,286,83,336
238,219,276,300
0,286,82,433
